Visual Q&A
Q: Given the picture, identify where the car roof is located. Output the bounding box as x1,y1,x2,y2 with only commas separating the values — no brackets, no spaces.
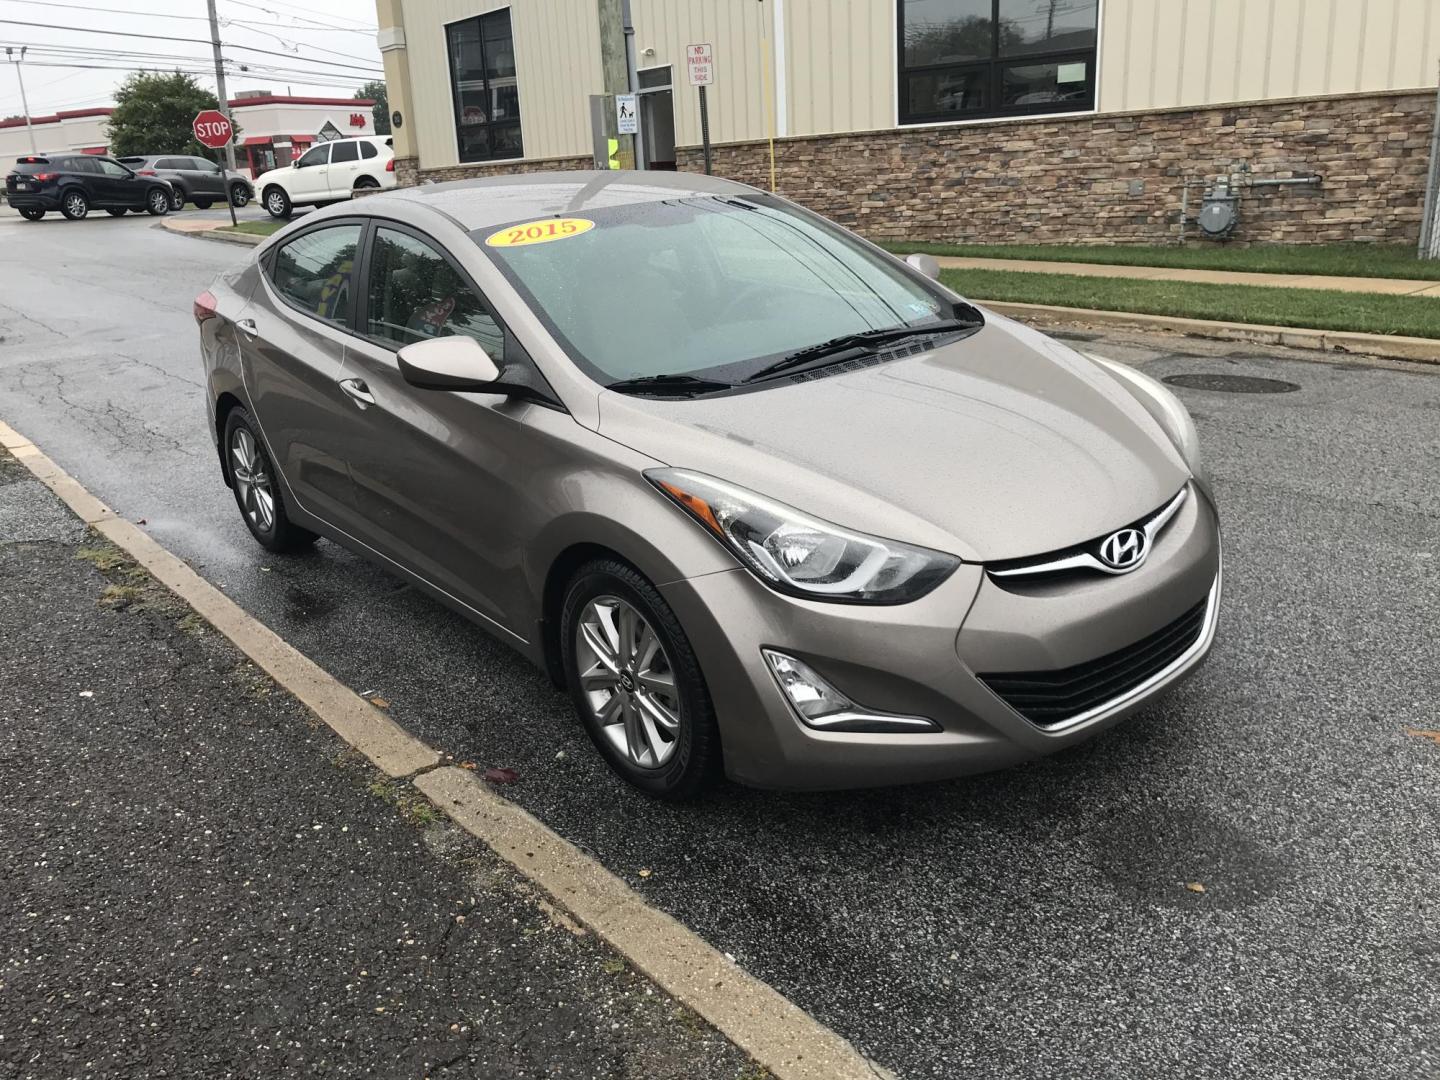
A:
377,170,759,232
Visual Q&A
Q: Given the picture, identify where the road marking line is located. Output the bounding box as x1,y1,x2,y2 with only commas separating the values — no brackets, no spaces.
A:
0,417,889,1080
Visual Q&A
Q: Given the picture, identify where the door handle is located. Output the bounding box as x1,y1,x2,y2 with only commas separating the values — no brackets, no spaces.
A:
338,378,375,408
237,318,258,339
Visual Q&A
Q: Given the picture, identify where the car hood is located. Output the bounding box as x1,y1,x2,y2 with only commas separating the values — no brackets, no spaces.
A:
594,314,1191,563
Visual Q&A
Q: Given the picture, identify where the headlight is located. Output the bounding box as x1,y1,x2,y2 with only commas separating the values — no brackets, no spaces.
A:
1086,354,1204,478
646,468,960,604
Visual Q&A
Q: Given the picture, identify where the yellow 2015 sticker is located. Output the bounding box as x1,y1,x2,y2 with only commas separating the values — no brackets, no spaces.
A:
485,217,595,248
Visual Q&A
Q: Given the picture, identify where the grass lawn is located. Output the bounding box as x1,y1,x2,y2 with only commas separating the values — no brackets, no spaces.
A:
887,241,1440,281
218,220,285,237
941,268,1440,339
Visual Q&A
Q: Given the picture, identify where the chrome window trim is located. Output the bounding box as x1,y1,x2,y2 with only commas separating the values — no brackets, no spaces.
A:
989,484,1188,580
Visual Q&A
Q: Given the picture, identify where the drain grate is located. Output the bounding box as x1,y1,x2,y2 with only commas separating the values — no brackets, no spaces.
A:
1162,373,1300,394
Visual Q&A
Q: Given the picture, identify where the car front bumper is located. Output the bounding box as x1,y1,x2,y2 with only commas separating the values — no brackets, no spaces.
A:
660,484,1221,790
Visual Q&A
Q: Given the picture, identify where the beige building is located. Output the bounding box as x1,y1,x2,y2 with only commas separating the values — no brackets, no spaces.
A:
377,0,1440,244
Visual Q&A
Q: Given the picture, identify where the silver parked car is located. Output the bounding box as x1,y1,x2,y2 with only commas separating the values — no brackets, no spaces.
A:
195,172,1220,799
117,154,253,210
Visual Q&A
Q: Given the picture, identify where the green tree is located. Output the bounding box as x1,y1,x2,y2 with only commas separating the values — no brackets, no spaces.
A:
106,71,232,157
356,80,390,135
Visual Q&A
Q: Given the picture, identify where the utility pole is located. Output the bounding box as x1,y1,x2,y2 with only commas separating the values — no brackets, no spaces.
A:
5,46,36,154
204,0,239,225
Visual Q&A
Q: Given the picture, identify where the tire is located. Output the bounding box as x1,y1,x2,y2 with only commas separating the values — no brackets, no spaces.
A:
169,189,185,211
193,198,213,209
263,186,292,219
229,183,250,208
60,189,88,220
560,559,721,800
145,187,170,216
129,208,146,214
353,175,380,194
18,207,44,221
105,208,127,217
222,408,316,554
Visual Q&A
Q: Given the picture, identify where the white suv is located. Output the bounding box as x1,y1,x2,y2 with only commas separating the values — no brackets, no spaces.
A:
256,136,395,218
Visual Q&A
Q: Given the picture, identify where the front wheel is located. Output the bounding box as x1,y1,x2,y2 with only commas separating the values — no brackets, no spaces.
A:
229,183,250,208
60,190,88,220
19,207,44,221
168,189,184,211
263,186,292,219
223,408,316,554
560,560,721,800
145,188,170,215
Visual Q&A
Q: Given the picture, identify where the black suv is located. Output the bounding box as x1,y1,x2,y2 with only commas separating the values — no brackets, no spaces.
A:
4,154,175,221
117,154,254,210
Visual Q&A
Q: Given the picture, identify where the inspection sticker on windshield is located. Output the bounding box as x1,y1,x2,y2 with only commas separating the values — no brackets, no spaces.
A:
485,218,595,248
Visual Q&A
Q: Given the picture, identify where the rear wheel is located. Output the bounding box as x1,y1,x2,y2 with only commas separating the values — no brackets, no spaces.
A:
229,183,250,208
560,560,721,800
18,207,44,221
263,186,292,219
60,190,88,220
193,198,213,209
146,188,170,215
353,175,380,194
223,408,316,554
105,208,127,217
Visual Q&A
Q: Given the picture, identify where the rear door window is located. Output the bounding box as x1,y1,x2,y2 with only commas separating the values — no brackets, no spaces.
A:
331,141,359,163
96,159,130,178
157,158,187,171
364,227,503,360
269,224,363,327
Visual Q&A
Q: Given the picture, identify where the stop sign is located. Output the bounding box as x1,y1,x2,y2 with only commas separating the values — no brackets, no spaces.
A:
193,110,233,149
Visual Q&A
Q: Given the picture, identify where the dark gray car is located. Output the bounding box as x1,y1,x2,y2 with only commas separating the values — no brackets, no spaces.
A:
118,155,253,210
194,172,1220,800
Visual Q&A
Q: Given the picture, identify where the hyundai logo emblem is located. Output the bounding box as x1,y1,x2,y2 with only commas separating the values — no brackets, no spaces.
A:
1098,528,1147,570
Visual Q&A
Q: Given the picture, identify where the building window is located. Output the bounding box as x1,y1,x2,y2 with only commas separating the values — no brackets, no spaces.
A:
897,0,1097,125
446,9,523,163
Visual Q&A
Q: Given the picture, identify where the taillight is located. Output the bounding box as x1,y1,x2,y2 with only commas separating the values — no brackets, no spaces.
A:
32,172,56,181
138,169,157,176
385,158,394,172
193,290,218,324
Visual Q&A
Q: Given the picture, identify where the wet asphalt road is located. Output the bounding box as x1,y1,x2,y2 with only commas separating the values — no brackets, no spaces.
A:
0,206,1437,1079
0,451,752,1080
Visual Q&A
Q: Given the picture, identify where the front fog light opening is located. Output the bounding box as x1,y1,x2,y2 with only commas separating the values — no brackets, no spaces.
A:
762,650,939,734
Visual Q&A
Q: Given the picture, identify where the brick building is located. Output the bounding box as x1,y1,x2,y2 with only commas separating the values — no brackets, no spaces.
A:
375,0,1440,245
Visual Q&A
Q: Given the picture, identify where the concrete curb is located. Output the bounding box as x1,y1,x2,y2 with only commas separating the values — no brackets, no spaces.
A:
978,300,1440,365
0,417,888,1080
157,218,265,245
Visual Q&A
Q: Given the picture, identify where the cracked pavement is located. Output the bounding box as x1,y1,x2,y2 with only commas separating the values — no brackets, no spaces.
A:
0,448,755,1080
0,205,1437,1079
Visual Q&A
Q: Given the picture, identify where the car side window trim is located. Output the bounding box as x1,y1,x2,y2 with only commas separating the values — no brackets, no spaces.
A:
261,216,370,333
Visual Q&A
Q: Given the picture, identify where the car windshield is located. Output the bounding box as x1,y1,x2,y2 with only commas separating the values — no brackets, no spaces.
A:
476,195,950,385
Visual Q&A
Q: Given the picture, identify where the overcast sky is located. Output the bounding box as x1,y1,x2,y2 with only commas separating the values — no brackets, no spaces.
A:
0,0,382,118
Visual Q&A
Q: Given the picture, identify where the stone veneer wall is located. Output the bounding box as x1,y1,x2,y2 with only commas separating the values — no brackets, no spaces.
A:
395,153,594,188
673,91,1436,246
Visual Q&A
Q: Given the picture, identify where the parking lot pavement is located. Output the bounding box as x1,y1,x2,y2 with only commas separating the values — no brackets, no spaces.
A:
0,212,1436,1079
0,447,754,1080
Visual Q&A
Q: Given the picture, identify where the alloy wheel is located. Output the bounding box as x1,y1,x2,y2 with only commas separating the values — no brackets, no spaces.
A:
574,595,682,769
229,427,275,533
267,191,286,215
150,190,169,214
231,185,250,207
64,193,86,218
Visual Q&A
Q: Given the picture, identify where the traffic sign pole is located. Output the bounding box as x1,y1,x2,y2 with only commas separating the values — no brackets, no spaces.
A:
699,85,711,176
205,0,239,225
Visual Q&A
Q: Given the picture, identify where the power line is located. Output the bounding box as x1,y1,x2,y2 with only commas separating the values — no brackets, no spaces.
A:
223,0,375,33
0,17,383,74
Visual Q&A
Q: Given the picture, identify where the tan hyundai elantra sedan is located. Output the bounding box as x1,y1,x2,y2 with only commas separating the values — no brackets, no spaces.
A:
195,171,1220,799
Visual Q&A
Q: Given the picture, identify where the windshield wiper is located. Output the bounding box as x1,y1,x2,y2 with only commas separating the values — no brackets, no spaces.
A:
605,373,734,397
743,317,982,384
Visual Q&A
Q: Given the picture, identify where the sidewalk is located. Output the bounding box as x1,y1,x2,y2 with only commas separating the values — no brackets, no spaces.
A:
933,255,1440,297
0,445,753,1080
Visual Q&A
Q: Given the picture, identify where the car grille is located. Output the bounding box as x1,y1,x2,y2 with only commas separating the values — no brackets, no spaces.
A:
977,597,1209,728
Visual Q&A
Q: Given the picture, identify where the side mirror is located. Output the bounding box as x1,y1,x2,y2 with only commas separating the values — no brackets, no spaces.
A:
397,335,502,392
905,253,941,281
292,159,301,168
